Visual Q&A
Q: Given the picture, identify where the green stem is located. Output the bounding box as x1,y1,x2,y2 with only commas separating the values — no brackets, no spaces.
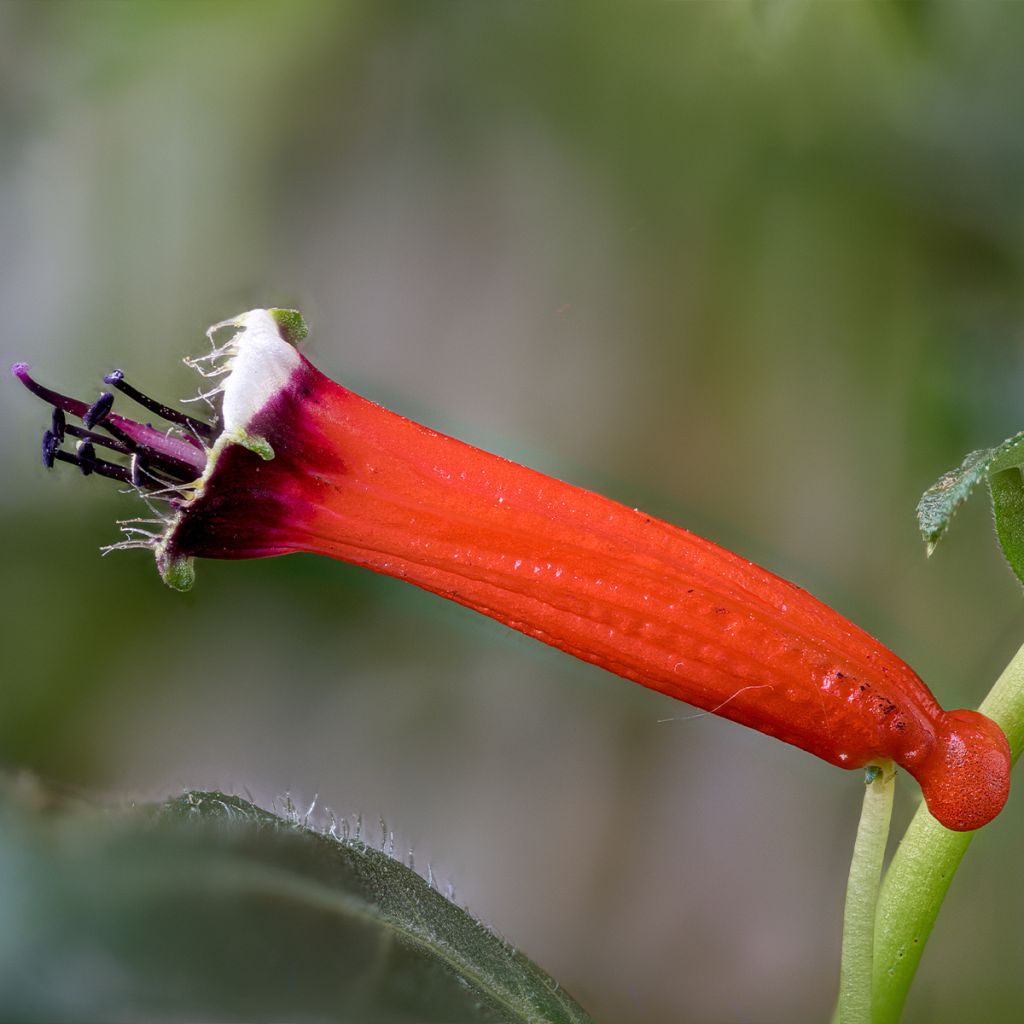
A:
838,762,895,1024
871,639,1024,1024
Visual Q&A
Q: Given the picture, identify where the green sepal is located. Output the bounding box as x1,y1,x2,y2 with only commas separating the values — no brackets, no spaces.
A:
161,554,195,592
238,432,275,461
269,308,309,346
916,430,1024,566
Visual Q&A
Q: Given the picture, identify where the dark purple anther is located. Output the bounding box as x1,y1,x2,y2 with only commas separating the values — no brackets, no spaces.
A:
41,430,59,469
83,391,115,429
130,453,144,488
51,407,66,442
76,440,96,476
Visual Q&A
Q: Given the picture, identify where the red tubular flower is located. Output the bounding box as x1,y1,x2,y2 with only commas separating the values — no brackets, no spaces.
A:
13,309,1011,832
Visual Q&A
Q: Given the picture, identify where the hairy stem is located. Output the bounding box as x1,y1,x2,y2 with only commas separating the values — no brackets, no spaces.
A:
872,639,1024,1023
838,762,895,1024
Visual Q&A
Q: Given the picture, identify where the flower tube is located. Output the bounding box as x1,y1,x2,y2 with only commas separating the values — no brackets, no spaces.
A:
13,309,1011,831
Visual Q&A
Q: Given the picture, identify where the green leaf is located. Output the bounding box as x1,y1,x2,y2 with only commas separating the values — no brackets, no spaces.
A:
990,467,1024,586
916,430,1024,554
0,779,593,1024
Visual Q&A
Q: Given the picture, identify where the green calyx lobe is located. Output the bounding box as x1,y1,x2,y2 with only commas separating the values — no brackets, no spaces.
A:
161,555,195,592
238,431,275,461
269,308,309,346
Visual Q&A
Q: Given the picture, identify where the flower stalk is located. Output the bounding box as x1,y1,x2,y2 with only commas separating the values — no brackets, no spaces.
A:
837,762,895,1024
11,309,1012,833
870,638,1024,1023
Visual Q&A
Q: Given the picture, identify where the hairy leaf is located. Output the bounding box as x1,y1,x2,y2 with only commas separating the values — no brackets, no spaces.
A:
0,779,592,1024
916,430,1024,554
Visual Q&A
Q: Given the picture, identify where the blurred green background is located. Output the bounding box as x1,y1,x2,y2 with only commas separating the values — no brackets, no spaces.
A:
3,3,1024,1022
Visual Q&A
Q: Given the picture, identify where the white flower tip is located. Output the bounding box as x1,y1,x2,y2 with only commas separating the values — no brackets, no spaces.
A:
210,309,303,437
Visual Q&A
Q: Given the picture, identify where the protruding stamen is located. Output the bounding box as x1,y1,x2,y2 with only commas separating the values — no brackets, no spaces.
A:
14,362,207,476
53,447,134,486
51,407,66,442
100,419,202,483
105,368,214,439
41,430,59,469
83,391,115,429
39,413,180,494
11,363,89,419
65,423,132,456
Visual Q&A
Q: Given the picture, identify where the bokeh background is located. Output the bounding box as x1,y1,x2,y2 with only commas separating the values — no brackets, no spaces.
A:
3,3,1024,1022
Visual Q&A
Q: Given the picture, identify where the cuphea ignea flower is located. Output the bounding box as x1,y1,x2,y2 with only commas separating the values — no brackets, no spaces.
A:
13,309,1011,832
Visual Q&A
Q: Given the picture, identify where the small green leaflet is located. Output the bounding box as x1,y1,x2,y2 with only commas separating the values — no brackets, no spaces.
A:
917,429,1024,585
990,468,1024,588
